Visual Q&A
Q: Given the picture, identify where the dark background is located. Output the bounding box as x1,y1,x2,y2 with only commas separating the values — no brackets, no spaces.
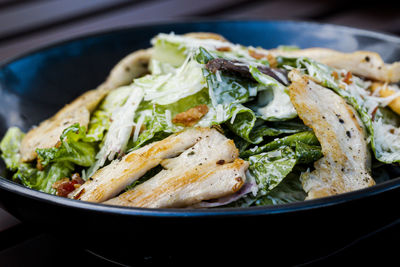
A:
0,0,400,266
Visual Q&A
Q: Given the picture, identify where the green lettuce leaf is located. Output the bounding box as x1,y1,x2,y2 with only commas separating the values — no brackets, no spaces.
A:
136,57,206,105
152,35,187,67
13,161,74,194
227,147,304,208
0,127,75,194
195,47,263,143
0,127,25,171
249,146,297,195
153,33,264,67
241,131,320,158
248,120,310,141
128,89,210,150
36,123,97,168
248,66,297,121
254,173,306,206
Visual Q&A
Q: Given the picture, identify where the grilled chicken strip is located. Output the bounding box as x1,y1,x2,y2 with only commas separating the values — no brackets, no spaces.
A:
269,47,400,83
69,127,217,202
20,49,152,162
105,131,247,208
288,70,375,200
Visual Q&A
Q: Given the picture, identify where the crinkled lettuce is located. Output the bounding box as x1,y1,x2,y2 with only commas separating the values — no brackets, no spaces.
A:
249,66,297,121
136,57,206,105
0,127,25,171
0,127,79,194
226,131,322,207
36,123,97,168
241,131,320,158
254,173,306,206
13,161,73,194
249,146,298,195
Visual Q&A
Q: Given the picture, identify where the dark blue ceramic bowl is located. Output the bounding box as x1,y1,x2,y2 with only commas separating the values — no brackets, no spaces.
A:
1,21,400,264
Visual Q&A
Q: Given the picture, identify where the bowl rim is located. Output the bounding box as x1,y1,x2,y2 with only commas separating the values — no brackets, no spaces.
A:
1,19,400,218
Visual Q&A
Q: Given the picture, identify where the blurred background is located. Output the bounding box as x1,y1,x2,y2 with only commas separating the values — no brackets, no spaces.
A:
0,0,400,265
0,0,400,62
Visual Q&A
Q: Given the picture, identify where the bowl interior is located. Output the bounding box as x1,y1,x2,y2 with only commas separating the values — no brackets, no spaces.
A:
1,20,400,215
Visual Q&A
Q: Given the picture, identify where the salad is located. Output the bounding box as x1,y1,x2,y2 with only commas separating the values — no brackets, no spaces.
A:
1,32,400,208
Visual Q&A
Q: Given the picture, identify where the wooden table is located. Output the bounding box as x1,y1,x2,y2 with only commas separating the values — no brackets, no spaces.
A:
0,0,399,265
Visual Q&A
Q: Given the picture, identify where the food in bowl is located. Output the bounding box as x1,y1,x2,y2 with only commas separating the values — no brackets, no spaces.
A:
1,32,400,208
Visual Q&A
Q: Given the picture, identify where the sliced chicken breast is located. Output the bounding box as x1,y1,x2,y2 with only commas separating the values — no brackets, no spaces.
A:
104,132,247,208
269,47,400,83
288,70,375,200
20,49,152,162
69,127,217,202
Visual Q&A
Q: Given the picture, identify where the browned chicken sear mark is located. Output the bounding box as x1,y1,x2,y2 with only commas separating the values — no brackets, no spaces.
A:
172,104,209,126
205,58,288,85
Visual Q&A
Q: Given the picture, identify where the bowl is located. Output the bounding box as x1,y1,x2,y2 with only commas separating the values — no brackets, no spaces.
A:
1,20,400,265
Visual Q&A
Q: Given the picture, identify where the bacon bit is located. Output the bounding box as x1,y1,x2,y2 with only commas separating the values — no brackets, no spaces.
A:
55,141,62,148
249,49,278,67
53,173,84,197
343,72,353,85
249,49,267,59
172,105,209,126
266,54,278,68
216,46,231,52
52,178,70,189
331,71,339,80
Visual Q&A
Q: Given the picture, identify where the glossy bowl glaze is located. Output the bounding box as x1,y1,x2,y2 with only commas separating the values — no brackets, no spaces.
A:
1,21,400,264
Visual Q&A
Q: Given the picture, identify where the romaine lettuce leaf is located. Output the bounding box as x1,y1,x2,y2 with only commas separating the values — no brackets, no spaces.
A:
0,127,75,194
136,56,206,105
248,66,297,121
149,59,176,75
36,123,97,168
13,161,74,194
254,173,306,206
195,48,264,143
0,127,25,171
226,147,304,208
241,131,320,158
249,120,310,139
129,89,211,150
249,146,297,195
152,33,271,67
152,35,187,67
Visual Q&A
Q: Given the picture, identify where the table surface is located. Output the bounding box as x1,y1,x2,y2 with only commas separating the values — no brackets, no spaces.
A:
0,0,400,265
